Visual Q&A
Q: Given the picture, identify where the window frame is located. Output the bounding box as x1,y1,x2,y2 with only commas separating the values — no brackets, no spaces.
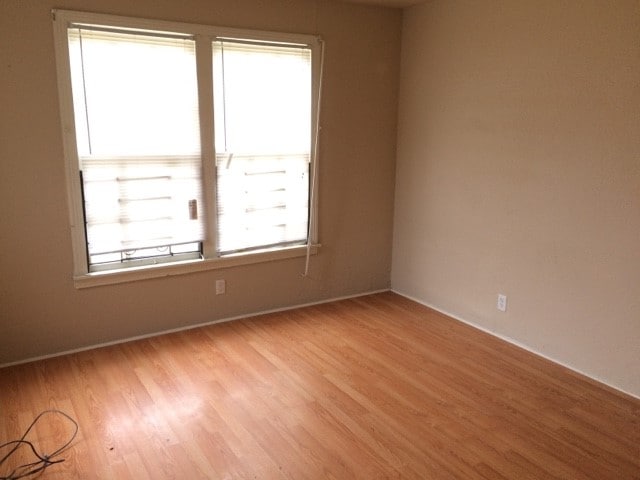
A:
52,10,321,288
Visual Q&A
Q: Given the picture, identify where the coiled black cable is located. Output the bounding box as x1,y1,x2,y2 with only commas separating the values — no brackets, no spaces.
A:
0,410,78,480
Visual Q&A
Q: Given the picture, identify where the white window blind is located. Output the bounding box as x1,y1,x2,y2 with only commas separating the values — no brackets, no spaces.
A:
67,28,204,266
213,40,312,254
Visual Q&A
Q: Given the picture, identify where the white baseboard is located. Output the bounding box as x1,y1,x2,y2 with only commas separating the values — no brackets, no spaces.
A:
0,288,390,369
5,287,637,401
392,289,640,401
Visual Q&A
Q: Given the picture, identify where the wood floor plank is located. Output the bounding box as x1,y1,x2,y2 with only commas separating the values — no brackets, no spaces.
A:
1,292,638,479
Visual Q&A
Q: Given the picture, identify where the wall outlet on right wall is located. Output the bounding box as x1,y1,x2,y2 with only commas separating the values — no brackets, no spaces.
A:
497,294,507,312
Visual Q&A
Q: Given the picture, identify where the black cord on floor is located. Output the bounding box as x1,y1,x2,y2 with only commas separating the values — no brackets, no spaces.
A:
0,410,78,480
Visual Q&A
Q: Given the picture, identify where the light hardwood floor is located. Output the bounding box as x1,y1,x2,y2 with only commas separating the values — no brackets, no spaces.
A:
1,292,638,479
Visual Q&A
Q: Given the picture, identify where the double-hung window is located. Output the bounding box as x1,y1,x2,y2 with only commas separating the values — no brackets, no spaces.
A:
53,11,321,286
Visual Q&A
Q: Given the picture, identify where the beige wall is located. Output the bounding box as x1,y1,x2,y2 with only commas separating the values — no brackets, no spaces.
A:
0,0,401,363
393,0,640,397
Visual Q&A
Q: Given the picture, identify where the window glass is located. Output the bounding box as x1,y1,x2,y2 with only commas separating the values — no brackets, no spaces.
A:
213,41,312,254
68,29,203,268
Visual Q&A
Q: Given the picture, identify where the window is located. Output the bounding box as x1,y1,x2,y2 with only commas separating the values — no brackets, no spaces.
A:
52,11,322,286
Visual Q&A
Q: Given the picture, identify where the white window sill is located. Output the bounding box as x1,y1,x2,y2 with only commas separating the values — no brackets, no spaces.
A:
73,244,319,289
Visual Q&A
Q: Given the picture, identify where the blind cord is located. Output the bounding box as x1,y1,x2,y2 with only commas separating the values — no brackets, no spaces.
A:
219,41,229,154
77,29,93,155
303,37,325,278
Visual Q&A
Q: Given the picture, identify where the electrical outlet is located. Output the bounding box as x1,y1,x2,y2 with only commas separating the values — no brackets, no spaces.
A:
497,294,507,312
215,279,226,295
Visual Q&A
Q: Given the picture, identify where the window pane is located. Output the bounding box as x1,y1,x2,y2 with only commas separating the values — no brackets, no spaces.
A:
81,155,204,256
68,29,200,156
215,153,309,253
68,28,204,268
213,40,312,254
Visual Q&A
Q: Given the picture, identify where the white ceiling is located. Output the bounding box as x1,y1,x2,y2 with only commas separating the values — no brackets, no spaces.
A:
340,0,425,8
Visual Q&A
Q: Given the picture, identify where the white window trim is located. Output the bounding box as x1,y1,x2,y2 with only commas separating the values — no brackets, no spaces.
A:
52,10,321,288
73,244,320,288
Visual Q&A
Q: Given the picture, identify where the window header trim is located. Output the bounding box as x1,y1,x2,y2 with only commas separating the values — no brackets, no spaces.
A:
54,9,321,47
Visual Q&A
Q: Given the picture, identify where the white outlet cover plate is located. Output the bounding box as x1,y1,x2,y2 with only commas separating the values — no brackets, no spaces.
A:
497,294,507,312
